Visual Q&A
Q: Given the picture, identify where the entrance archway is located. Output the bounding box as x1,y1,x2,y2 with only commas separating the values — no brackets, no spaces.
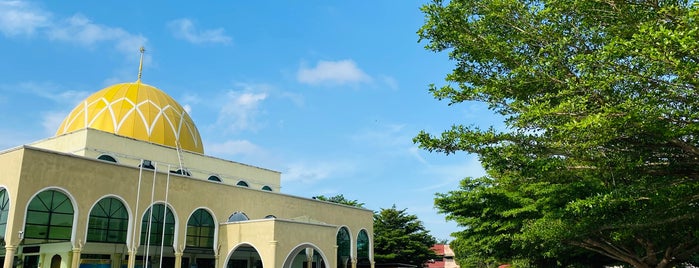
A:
226,244,262,268
282,244,328,268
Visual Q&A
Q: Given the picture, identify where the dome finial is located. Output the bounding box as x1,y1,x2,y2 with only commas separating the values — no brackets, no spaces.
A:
137,46,146,82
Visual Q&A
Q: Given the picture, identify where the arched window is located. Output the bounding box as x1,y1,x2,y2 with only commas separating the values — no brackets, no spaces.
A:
50,255,62,268
261,186,272,191
170,169,191,176
264,215,276,219
87,197,128,243
139,160,155,170
97,154,117,163
140,204,175,246
186,209,215,248
337,227,351,268
207,175,221,182
227,211,249,222
25,190,74,242
236,181,249,187
0,189,9,240
357,230,370,263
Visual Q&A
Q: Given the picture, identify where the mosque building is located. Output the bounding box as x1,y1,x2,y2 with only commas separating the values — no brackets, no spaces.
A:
0,49,374,268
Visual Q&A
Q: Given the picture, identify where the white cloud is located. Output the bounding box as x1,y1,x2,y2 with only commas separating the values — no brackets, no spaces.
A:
409,146,428,165
8,82,90,104
180,94,199,115
41,110,68,135
279,91,305,107
380,75,399,90
206,139,263,157
351,123,414,157
203,138,279,169
0,82,91,106
0,1,50,37
0,2,146,58
216,86,268,132
282,161,354,184
181,93,202,104
0,82,90,135
297,60,372,86
168,18,232,45
48,14,147,56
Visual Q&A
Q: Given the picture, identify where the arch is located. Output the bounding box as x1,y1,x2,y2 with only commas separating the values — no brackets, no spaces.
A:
139,159,155,170
357,229,371,267
24,189,75,243
336,226,352,268
140,203,176,246
227,211,249,222
186,208,215,249
261,185,272,191
170,169,191,176
264,215,276,219
225,243,263,268
236,181,249,187
281,243,329,268
50,254,61,268
207,175,222,182
0,188,9,240
97,154,118,163
87,197,129,243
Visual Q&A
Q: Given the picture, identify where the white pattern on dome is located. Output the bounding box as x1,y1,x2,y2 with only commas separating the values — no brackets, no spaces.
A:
59,95,200,149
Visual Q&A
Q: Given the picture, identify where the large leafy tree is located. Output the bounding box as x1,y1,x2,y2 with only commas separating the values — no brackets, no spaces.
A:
416,0,699,267
373,205,437,266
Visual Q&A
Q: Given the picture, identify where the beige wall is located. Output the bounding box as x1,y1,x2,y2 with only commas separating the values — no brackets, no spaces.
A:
1,146,373,267
0,147,24,245
32,128,282,191
218,220,339,267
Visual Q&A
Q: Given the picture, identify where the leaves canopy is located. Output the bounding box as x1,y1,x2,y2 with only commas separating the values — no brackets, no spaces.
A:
416,0,699,267
373,205,438,266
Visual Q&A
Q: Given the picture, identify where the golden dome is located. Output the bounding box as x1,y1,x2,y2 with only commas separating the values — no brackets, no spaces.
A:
56,82,204,153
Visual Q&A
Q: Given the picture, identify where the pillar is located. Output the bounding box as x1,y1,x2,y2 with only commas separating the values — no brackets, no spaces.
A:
267,241,278,268
175,252,183,268
113,253,122,268
351,257,357,268
3,245,17,268
127,249,137,268
214,244,221,268
71,247,82,268
305,248,314,268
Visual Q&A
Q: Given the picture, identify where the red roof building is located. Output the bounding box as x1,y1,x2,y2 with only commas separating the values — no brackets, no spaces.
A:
426,244,460,268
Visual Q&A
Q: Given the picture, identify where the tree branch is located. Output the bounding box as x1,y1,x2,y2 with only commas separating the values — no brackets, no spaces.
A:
668,138,699,157
570,238,644,267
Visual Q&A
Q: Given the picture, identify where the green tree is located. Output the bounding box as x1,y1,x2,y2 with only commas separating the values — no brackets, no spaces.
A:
373,205,437,266
416,1,699,268
436,177,617,267
313,194,365,208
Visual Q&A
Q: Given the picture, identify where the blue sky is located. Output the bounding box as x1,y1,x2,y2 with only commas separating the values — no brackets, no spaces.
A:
0,1,500,241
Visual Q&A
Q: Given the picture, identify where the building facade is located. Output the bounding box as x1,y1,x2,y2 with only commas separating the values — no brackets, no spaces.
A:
0,77,374,268
426,245,458,268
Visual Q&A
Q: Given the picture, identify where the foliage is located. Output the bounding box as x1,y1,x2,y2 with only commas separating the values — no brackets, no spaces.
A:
373,205,438,266
313,194,365,208
416,0,699,268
